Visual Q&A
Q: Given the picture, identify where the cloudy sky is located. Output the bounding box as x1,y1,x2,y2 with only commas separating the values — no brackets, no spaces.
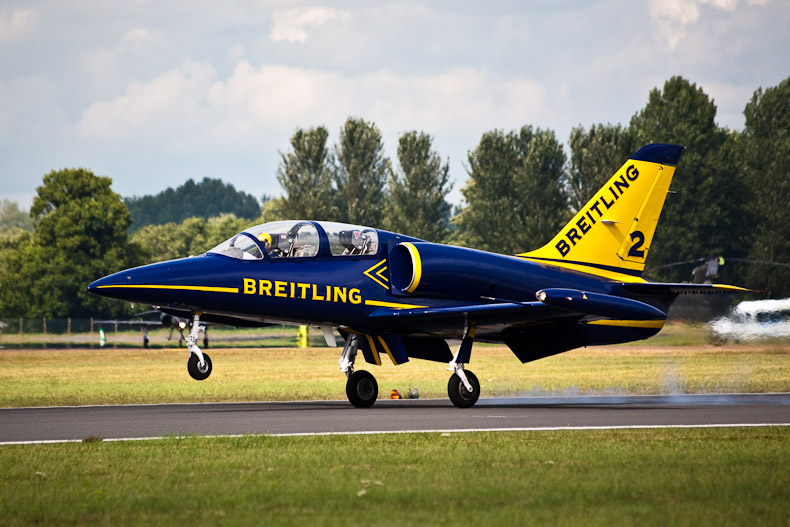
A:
1,0,788,210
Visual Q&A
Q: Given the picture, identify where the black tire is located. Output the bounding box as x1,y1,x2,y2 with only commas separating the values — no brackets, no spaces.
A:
346,370,378,408
187,352,212,381
448,370,480,408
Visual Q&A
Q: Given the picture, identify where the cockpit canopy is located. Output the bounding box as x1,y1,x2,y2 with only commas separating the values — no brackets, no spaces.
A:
208,220,379,260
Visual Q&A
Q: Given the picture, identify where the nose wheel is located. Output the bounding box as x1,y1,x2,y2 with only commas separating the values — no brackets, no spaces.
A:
187,352,212,380
184,312,212,381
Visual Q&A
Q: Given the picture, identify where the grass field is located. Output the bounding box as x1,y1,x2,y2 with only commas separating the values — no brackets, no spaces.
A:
1,322,789,407
1,427,787,526
0,340,788,407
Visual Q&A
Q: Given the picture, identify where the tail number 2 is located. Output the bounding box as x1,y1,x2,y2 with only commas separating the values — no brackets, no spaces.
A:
628,231,646,258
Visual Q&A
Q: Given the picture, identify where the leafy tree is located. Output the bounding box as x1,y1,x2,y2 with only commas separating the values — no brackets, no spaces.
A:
0,199,33,235
276,126,337,220
629,76,747,281
132,214,253,263
567,124,637,211
452,129,523,253
125,177,260,231
0,169,143,317
739,76,790,296
453,126,567,254
516,128,568,249
386,131,453,241
333,117,391,225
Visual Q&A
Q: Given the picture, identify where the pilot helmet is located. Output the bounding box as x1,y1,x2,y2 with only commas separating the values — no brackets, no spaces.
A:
258,232,272,249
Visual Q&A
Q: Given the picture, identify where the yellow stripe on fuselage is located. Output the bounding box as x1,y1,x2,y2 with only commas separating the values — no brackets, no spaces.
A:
364,299,427,309
97,284,239,293
586,319,666,329
519,256,648,283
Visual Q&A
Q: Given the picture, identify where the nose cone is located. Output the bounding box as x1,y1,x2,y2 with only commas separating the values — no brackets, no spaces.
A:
87,256,227,306
88,272,126,297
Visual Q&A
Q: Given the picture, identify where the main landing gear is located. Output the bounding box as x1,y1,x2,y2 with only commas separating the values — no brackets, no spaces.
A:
339,335,379,408
184,313,212,381
338,326,481,409
446,323,480,408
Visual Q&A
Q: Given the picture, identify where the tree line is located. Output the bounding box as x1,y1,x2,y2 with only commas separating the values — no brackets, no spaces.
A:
124,177,261,232
1,75,788,318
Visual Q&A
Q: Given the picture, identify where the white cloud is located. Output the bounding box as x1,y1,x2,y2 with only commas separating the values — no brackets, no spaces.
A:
77,60,217,140
701,0,739,10
648,0,771,49
0,8,34,42
270,8,349,43
77,59,549,154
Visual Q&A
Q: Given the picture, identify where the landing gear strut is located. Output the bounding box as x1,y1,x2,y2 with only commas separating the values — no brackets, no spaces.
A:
339,335,378,407
185,313,212,380
447,322,480,408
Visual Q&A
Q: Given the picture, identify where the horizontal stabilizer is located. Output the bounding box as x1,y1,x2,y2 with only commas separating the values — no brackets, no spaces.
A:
536,288,667,320
619,283,752,295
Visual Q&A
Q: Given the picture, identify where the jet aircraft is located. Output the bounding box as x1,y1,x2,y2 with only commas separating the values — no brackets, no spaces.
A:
89,144,747,408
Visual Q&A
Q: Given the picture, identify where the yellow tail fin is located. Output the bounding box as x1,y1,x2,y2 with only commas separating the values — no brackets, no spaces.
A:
520,143,684,280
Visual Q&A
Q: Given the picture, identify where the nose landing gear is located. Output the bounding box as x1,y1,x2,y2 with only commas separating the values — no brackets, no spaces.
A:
184,313,212,381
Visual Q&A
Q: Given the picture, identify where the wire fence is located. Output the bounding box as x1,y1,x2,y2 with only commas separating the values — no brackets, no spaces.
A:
0,318,319,349
0,317,98,336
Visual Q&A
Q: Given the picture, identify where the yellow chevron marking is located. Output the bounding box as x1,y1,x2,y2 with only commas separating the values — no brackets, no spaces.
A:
363,259,389,289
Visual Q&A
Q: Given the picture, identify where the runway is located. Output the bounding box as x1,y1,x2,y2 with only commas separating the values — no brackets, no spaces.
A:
1,394,788,444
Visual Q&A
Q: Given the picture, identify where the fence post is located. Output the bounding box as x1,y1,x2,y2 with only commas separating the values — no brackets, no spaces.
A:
90,317,94,336
43,317,47,336
19,317,23,338
67,317,71,336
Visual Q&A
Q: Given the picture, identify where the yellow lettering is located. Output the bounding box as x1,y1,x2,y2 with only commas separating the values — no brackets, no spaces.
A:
297,283,310,299
243,278,256,295
325,285,331,301
349,288,362,304
259,280,272,296
333,286,347,303
274,281,287,298
312,283,324,301
290,282,295,298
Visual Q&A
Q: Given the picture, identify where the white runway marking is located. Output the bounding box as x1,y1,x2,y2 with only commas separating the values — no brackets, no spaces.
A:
2,422,787,446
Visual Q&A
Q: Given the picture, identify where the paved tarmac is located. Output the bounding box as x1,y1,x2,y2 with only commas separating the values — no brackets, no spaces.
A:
1,394,788,444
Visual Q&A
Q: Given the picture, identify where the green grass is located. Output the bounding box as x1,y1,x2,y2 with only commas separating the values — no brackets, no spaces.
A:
0,427,787,526
1,339,788,407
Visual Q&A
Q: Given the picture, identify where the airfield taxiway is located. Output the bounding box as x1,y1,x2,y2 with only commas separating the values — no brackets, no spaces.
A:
1,394,788,444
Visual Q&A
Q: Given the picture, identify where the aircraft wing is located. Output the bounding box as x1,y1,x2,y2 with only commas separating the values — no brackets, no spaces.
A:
367,301,578,338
